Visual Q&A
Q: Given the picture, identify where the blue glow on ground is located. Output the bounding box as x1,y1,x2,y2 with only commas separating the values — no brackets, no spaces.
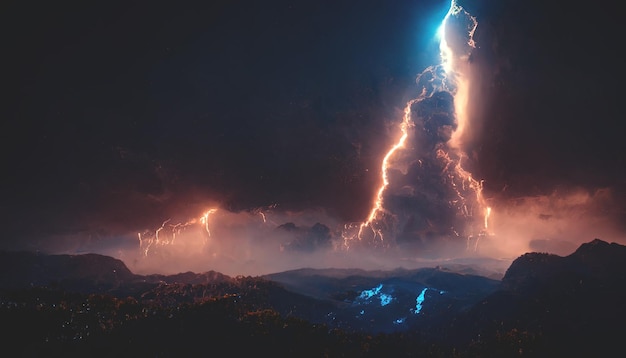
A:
358,283,394,306
379,293,392,306
414,288,429,314
359,284,382,300
394,317,406,325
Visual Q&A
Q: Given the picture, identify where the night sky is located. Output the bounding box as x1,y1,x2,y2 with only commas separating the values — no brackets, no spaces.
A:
2,0,625,259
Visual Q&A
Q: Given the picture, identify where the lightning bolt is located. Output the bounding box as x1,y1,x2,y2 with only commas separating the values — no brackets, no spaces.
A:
440,0,478,151
357,98,418,245
345,0,491,251
200,209,218,239
139,208,218,257
155,219,171,245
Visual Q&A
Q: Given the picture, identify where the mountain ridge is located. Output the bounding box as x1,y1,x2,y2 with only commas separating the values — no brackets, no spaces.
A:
2,238,626,355
4,238,626,294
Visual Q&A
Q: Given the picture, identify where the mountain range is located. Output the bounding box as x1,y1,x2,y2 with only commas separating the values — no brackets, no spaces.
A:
1,238,625,356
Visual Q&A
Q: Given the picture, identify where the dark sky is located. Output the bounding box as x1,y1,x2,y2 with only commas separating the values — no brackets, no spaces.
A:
2,0,625,251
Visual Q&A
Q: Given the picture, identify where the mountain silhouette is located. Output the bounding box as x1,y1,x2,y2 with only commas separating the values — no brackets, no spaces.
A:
2,238,626,356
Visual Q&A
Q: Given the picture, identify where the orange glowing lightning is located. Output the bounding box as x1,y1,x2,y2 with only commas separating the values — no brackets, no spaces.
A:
200,209,218,239
346,0,491,251
439,0,477,150
138,208,218,256
357,98,418,244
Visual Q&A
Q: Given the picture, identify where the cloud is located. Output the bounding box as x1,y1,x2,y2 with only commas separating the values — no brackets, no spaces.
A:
480,187,626,258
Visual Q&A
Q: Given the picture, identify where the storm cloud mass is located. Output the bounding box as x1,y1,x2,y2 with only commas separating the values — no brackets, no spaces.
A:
1,0,624,275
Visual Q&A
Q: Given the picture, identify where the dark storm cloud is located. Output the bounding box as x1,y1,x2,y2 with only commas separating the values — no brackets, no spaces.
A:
2,0,625,271
1,0,448,248
277,222,333,252
465,0,625,199
442,0,626,257
378,91,467,247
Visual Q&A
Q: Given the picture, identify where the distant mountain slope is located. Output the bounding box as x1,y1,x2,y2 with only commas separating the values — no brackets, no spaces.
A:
447,238,626,355
3,238,626,343
0,251,135,292
0,250,232,296
264,266,501,333
0,249,504,334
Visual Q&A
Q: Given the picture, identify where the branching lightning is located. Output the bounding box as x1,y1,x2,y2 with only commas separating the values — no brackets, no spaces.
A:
137,204,276,258
138,208,218,256
356,96,420,245
344,0,492,252
200,209,217,239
